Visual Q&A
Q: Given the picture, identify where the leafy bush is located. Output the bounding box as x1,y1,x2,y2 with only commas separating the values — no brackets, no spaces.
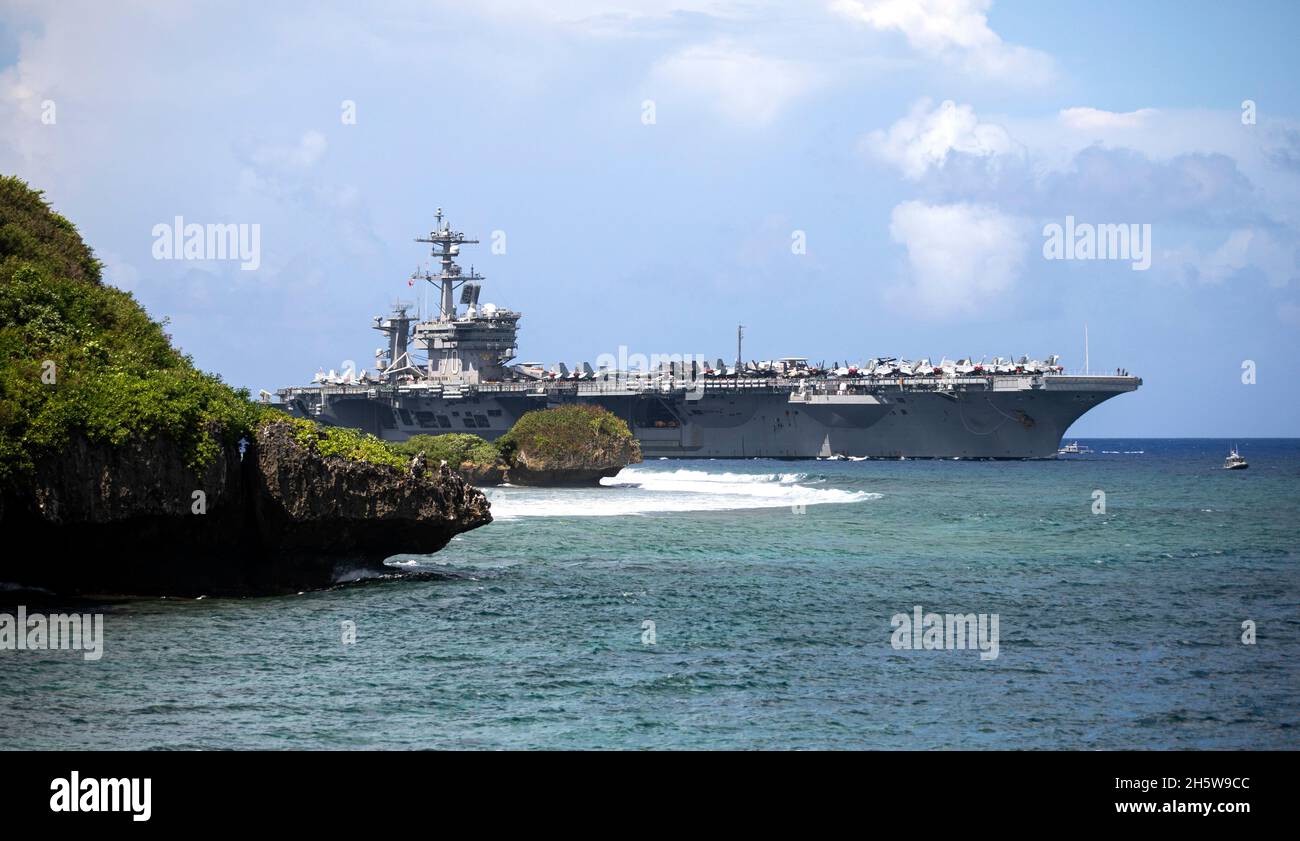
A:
0,175,102,285
391,433,501,468
265,413,408,471
496,404,635,466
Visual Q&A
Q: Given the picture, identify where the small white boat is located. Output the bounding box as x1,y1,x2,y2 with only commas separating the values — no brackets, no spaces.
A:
1223,447,1248,470
1058,441,1092,455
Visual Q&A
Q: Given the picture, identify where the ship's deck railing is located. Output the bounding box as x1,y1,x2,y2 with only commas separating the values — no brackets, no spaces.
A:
276,371,1140,402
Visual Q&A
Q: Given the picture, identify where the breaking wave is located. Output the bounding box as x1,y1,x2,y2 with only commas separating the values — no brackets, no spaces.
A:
615,468,809,486
484,466,879,519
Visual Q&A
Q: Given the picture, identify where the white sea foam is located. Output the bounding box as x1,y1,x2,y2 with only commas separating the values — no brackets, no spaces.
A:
483,466,879,519
615,468,807,485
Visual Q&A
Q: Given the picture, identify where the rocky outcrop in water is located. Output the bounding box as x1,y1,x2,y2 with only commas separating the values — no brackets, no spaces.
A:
0,419,491,597
248,420,490,582
505,440,639,487
388,411,641,488
450,462,510,487
447,454,629,487
494,404,642,487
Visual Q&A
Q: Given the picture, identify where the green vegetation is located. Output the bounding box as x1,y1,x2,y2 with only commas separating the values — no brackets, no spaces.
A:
297,405,636,479
362,406,636,478
391,433,501,469
496,403,635,467
0,176,259,480
270,413,408,471
0,178,101,285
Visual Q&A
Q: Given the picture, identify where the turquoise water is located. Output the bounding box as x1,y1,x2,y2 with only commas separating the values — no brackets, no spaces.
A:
2,439,1297,749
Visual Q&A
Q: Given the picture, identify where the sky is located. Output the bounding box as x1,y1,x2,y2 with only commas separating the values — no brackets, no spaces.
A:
2,0,1298,436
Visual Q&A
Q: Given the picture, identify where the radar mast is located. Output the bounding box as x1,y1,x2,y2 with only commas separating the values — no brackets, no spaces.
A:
413,207,485,321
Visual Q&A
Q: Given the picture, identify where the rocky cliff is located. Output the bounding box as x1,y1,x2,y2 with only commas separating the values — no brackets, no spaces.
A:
0,418,491,596
248,419,490,587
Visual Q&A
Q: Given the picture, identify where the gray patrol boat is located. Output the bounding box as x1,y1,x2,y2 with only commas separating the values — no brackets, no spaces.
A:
276,208,1140,459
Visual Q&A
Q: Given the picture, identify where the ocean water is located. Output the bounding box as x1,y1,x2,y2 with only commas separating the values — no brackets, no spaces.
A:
2,439,1297,750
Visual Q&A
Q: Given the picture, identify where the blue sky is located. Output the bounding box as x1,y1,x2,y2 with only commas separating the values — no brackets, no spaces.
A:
2,0,1298,435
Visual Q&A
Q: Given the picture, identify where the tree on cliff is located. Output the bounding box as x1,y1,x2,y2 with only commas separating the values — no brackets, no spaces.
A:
0,175,257,482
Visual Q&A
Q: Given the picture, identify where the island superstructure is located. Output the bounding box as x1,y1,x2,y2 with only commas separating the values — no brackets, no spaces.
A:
276,209,1141,459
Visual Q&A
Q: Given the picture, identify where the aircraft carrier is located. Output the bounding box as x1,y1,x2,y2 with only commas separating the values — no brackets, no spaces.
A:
275,209,1140,459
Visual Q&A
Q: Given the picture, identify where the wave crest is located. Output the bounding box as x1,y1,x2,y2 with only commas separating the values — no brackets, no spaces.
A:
484,466,879,519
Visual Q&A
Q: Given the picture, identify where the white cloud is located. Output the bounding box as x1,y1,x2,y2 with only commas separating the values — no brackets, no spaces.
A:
868,99,1297,293
830,0,1055,85
1200,229,1257,283
869,99,1289,223
647,39,821,125
468,0,749,29
234,131,340,207
997,106,1293,182
868,98,1018,179
248,130,328,171
1058,107,1158,132
887,200,1025,316
869,98,1300,296
99,252,140,292
1166,228,1299,287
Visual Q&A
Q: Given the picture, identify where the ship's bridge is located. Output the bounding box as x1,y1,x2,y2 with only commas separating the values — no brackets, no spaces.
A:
414,306,520,383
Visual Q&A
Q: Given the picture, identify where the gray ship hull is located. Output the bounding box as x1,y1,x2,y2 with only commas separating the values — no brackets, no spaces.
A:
279,375,1139,460
276,208,1140,461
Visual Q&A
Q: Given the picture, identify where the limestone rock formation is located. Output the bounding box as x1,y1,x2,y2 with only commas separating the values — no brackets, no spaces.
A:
0,419,491,596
